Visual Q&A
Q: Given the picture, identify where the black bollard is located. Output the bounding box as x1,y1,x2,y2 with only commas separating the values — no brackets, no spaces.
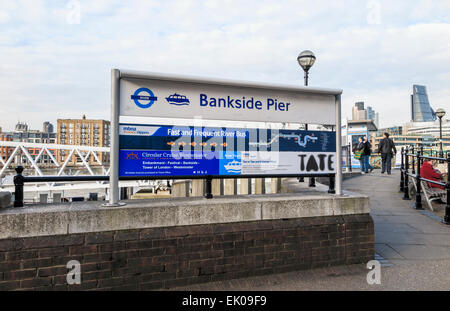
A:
205,177,213,199
309,177,316,188
444,155,450,225
403,148,410,200
415,150,423,209
13,166,25,208
328,175,335,194
400,147,404,192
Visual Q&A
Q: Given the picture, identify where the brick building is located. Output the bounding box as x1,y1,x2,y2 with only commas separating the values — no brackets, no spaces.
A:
57,115,110,165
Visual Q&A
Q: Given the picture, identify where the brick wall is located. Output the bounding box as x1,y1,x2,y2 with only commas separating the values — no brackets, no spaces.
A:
0,214,374,290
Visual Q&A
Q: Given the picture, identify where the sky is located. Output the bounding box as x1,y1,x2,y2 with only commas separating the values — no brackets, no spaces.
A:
1,0,450,132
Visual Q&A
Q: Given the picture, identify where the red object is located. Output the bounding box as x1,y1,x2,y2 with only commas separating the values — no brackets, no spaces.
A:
421,161,444,190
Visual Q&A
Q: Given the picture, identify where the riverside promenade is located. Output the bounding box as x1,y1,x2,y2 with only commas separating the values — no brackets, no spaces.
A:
175,170,450,291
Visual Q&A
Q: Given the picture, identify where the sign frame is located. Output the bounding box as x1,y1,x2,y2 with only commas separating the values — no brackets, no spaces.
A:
108,69,343,206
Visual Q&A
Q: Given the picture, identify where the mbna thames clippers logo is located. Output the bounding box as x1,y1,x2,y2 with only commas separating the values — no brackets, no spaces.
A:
131,87,158,108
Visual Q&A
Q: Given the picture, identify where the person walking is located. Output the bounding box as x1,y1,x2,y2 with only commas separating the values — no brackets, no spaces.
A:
376,132,397,175
353,137,365,174
363,136,374,173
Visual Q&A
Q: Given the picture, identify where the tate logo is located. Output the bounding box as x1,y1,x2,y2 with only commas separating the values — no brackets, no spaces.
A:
298,153,335,172
131,87,158,108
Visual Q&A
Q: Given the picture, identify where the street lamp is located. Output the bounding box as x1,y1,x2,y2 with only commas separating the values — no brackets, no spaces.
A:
297,50,316,86
297,50,316,129
297,50,316,187
436,108,446,158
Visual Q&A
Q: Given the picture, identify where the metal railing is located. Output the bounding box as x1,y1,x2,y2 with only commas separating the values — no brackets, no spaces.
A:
399,146,450,224
12,165,337,207
416,148,449,158
3,140,340,207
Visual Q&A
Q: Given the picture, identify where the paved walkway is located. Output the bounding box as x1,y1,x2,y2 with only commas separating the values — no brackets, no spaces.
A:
345,170,450,265
173,170,450,291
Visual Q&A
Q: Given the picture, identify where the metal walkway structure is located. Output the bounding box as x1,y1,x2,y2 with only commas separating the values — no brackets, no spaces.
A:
0,141,110,177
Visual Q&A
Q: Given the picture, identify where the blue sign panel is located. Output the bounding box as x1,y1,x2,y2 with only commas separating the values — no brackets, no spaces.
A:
119,150,219,176
119,124,336,177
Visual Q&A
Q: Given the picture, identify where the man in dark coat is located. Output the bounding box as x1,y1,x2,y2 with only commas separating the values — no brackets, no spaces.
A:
376,132,397,175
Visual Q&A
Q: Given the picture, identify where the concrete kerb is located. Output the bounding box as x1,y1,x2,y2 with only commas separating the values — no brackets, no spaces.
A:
0,191,369,240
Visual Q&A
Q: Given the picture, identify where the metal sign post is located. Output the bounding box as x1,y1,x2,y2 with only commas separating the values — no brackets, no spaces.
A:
104,69,124,206
335,94,342,195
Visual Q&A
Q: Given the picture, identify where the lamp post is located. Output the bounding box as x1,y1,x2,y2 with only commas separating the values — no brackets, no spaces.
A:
436,108,446,159
298,50,316,187
297,50,316,86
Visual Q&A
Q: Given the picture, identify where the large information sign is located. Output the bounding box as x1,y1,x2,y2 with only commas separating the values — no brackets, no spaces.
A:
109,69,343,204
119,124,336,177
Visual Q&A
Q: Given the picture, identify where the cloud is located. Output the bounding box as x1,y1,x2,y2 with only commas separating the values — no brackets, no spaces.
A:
0,10,10,23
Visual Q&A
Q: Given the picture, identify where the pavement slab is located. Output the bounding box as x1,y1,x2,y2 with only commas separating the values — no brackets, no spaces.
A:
375,243,405,259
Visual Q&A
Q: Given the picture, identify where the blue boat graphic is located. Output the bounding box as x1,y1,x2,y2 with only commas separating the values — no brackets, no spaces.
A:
166,93,190,106
224,160,242,173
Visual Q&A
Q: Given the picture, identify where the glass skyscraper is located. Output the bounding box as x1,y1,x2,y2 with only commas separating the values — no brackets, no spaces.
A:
411,85,436,122
367,106,375,121
367,106,379,128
